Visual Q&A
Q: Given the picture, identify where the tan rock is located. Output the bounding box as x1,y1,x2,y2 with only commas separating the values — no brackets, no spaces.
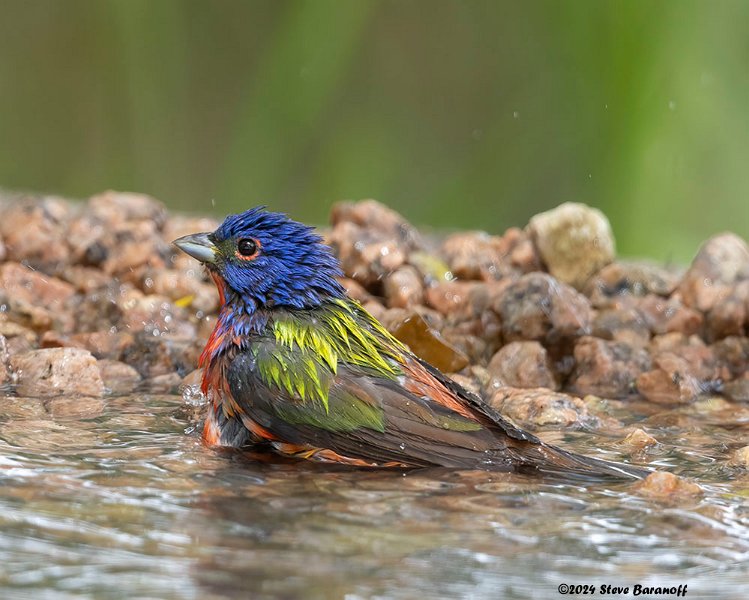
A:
619,428,659,449
636,353,702,405
528,202,615,289
97,359,142,394
488,388,597,429
11,348,105,397
728,446,749,468
0,197,71,267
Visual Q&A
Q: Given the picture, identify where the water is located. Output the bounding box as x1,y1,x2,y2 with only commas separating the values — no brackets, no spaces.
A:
0,393,747,599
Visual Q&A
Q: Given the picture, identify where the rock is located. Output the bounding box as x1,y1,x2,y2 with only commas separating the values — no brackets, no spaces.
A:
149,268,218,314
527,202,615,289
329,200,421,288
389,312,469,373
636,353,703,405
723,376,749,403
120,333,201,378
704,281,748,341
634,471,703,499
585,261,680,308
163,215,220,243
338,278,372,303
0,262,76,332
486,341,557,390
440,231,511,281
146,372,182,392
425,281,481,316
488,388,597,429
0,197,71,267
592,307,651,347
678,232,749,312
712,336,749,379
495,273,592,345
619,428,658,450
88,190,166,226
97,359,142,394
383,265,424,308
569,337,651,399
728,446,749,468
57,265,112,293
637,295,703,336
10,348,105,397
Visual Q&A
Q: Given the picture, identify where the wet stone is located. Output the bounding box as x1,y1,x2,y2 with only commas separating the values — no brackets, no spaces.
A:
488,388,598,429
528,202,615,290
495,273,592,346
569,337,651,399
636,353,703,405
486,341,558,391
10,347,105,398
728,446,749,468
678,232,749,313
634,471,703,500
619,428,659,450
43,396,106,419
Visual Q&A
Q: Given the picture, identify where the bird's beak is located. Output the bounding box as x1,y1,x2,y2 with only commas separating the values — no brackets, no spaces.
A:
172,232,218,264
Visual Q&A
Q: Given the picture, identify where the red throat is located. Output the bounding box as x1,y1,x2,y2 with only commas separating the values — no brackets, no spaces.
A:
199,272,230,395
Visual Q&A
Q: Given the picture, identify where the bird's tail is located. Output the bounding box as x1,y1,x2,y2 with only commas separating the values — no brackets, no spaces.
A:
514,441,651,482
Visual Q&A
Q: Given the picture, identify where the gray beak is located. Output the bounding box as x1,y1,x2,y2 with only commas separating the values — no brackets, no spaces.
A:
172,232,218,264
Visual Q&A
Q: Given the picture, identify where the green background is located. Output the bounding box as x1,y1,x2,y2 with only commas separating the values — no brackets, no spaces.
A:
1,0,747,262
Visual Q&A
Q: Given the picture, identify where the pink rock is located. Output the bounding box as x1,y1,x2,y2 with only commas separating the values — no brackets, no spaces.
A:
487,341,558,390
569,336,651,399
678,233,749,312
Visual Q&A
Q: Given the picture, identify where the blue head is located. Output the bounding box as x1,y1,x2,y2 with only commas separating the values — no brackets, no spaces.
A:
174,207,345,311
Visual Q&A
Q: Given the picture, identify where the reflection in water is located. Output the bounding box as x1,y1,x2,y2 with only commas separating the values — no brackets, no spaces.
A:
0,393,747,599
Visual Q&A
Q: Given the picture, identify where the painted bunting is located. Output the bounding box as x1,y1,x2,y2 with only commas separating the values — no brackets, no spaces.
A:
174,208,648,479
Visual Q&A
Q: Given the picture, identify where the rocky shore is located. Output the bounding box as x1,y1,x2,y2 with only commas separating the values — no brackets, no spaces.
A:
1,190,748,478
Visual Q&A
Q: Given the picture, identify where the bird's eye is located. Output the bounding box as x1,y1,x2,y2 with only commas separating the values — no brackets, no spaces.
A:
236,238,259,259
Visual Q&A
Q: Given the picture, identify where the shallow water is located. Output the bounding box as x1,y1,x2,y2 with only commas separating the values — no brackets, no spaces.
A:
0,393,747,600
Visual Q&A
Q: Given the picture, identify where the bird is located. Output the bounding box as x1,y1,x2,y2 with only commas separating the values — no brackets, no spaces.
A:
173,207,649,480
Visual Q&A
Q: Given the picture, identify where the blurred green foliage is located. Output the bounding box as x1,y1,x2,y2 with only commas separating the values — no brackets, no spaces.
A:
0,0,747,262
